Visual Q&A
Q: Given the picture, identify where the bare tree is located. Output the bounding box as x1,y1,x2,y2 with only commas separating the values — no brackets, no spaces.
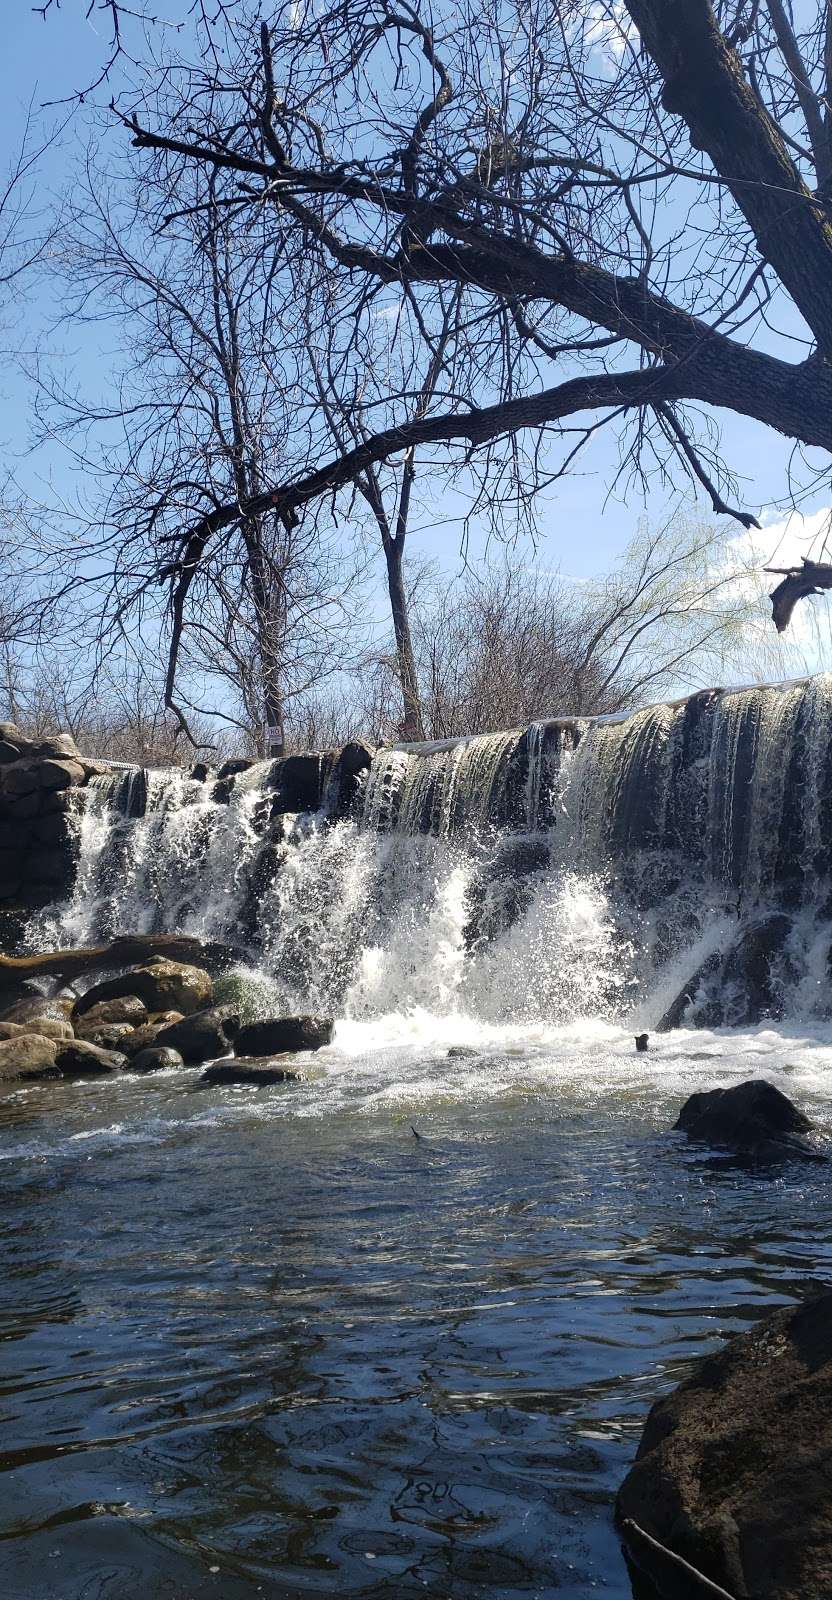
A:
36,149,369,748
108,0,832,690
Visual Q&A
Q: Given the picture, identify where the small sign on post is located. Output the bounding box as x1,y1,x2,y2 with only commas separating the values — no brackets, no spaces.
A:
265,722,284,757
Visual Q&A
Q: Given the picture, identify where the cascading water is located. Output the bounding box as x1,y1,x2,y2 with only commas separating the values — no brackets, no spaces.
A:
32,677,832,1029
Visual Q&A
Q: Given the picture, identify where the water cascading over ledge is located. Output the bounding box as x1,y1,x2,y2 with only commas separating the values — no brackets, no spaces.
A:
24,677,832,1030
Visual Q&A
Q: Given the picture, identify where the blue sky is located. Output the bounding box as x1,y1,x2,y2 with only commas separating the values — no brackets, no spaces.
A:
2,2,832,682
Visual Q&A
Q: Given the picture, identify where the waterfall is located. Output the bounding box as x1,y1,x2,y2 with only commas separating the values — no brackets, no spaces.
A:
31,677,832,1028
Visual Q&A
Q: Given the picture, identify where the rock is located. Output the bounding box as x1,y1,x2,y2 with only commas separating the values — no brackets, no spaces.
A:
37,758,86,790
155,1007,239,1063
655,951,722,1031
0,995,74,1025
234,1016,333,1056
118,1014,183,1057
0,1033,59,1080
32,813,73,848
635,1032,649,1052
324,741,374,819
0,1017,73,1042
0,739,21,764
129,1046,184,1074
201,1057,300,1086
2,791,42,820
447,1045,479,1059
267,753,324,813
216,758,253,780
29,846,75,888
53,1039,127,1077
722,912,792,1024
74,960,213,1018
73,995,149,1029
616,1290,832,1600
74,1021,136,1051
0,761,39,798
0,850,23,897
674,1079,821,1160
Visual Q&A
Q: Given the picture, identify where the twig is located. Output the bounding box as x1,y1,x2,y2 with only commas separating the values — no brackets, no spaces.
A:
620,1518,738,1600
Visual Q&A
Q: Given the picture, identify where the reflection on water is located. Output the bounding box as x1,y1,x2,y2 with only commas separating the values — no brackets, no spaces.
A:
1,1031,831,1599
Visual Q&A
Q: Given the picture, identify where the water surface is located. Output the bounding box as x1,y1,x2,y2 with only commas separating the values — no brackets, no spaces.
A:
2,1020,831,1599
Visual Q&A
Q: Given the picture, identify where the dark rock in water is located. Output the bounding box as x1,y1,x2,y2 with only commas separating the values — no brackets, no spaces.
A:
74,995,149,1029
447,1045,479,1060
722,912,792,1024
201,1057,300,1086
155,1007,240,1063
616,1290,832,1600
130,1045,184,1074
234,1016,333,1055
674,1078,821,1160
53,1039,128,1077
324,741,374,820
267,752,324,813
635,1033,649,1052
216,758,253,781
656,913,792,1031
74,960,213,1018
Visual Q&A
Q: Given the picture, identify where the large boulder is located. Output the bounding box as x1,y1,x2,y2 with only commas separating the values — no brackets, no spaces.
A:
129,1046,184,1074
0,1034,58,1081
53,1039,127,1077
155,1007,239,1064
233,1016,333,1056
674,1079,822,1160
74,960,213,1019
201,1057,301,1086
617,1291,832,1600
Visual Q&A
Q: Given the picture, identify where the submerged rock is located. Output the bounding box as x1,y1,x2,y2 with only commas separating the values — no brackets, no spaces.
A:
674,1079,822,1161
201,1057,301,1086
129,1045,184,1074
234,1016,333,1055
155,1007,239,1063
617,1290,832,1600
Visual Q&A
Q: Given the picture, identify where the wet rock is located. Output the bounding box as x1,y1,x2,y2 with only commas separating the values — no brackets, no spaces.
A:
674,1079,821,1160
655,951,722,1031
216,758,253,781
74,1021,137,1051
234,1016,333,1055
0,1017,73,1042
155,1007,240,1063
201,1057,300,1086
0,995,74,1026
324,741,374,820
74,960,213,1018
118,1014,184,1057
73,995,149,1029
53,1039,128,1077
130,1045,184,1074
447,1045,479,1060
722,912,792,1024
0,1033,58,1081
616,1290,832,1600
635,1033,650,1053
267,752,324,813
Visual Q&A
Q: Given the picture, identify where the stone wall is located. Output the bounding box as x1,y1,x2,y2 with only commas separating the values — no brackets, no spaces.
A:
0,722,108,948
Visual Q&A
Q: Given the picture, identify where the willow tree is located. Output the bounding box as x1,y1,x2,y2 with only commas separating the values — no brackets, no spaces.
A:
86,0,832,706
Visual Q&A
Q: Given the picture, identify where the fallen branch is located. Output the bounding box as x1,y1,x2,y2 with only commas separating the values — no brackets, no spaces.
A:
620,1518,738,1600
